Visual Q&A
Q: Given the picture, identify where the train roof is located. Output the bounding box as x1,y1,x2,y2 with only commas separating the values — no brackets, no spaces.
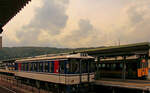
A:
75,42,150,57
1,59,16,63
15,53,94,62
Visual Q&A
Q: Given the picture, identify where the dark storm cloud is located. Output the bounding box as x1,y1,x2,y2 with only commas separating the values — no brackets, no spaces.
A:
16,0,69,46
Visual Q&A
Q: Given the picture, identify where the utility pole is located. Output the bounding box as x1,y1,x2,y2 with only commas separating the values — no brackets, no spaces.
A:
118,38,120,46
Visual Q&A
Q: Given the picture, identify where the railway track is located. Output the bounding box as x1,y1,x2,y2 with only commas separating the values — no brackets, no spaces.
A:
0,85,16,93
0,74,51,93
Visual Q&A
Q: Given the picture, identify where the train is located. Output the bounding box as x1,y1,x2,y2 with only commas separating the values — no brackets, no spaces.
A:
0,51,150,92
96,55,149,79
0,53,95,93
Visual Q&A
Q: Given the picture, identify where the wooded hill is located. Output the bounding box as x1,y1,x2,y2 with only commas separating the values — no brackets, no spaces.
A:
0,47,98,60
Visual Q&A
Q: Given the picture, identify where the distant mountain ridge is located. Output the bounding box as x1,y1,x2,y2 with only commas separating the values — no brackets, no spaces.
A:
0,47,104,60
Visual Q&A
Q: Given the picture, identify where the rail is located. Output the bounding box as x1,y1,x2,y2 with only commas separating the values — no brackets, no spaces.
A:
0,74,52,93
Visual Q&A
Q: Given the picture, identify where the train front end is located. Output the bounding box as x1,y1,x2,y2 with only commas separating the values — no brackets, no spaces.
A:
61,53,95,85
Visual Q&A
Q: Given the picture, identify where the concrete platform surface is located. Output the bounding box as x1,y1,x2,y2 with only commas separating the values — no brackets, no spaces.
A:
94,78,150,91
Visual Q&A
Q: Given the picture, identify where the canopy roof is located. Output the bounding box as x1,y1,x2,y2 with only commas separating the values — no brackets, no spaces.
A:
0,0,31,30
75,42,150,57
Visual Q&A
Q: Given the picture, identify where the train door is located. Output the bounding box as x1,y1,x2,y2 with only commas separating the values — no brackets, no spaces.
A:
137,58,148,79
59,60,67,74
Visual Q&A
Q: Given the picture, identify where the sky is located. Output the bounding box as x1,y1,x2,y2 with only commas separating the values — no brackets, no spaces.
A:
2,0,150,48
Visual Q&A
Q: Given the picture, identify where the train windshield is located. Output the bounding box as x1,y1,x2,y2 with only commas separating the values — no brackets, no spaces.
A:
67,58,95,74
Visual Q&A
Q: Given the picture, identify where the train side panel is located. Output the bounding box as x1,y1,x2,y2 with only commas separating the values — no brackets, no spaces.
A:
54,60,59,73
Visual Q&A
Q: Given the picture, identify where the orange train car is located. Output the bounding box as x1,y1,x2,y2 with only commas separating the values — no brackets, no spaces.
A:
97,56,149,79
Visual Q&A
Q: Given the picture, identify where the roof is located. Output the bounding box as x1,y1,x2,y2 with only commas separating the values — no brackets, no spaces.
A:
1,59,16,63
16,53,94,62
0,0,31,31
75,42,150,57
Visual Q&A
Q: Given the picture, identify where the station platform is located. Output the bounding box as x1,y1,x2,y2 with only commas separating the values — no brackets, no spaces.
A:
94,78,150,91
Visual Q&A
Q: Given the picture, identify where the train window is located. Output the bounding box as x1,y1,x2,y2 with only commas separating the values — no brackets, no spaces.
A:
90,61,95,72
116,63,121,70
37,63,40,72
31,63,33,71
98,64,101,68
43,62,45,72
81,60,88,73
34,63,37,71
49,62,52,73
49,62,54,73
106,64,110,68
24,63,26,71
102,64,105,68
120,63,123,69
59,61,65,74
111,64,116,70
28,63,31,71
39,63,43,72
32,63,34,71
113,64,116,67
21,64,24,71
23,63,25,71
25,63,27,71
31,63,34,71
45,62,49,72
34,63,37,72
68,59,80,74
33,63,35,71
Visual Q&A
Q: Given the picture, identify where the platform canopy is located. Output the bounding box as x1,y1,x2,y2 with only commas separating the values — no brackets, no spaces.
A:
76,42,150,57
0,0,31,32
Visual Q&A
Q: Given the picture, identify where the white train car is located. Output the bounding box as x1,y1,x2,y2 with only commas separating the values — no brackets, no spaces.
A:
14,53,95,93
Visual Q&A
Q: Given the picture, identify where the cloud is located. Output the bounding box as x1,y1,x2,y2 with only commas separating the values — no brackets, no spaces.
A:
121,0,150,43
60,19,104,48
14,0,69,46
4,0,104,48
105,0,150,45
66,19,94,41
3,0,150,48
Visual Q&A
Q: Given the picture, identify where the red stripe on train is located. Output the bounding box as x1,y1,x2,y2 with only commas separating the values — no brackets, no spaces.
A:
54,60,59,73
18,63,21,71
